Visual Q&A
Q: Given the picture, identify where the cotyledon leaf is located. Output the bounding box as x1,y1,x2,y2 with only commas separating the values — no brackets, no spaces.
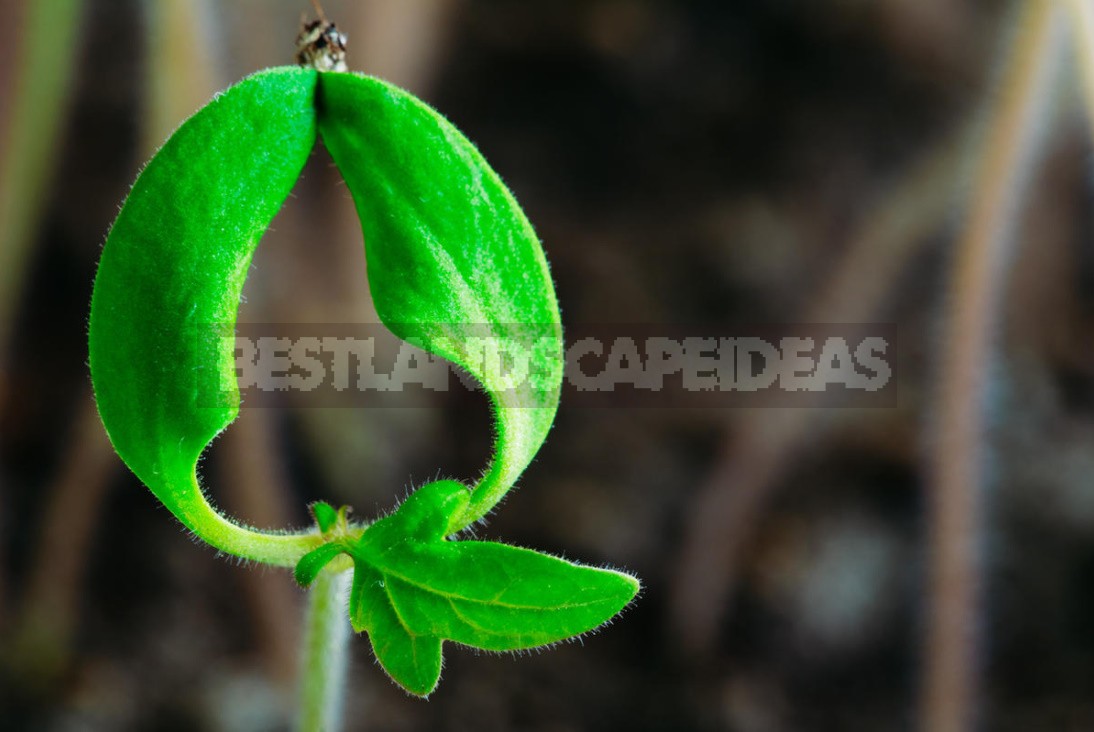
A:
90,67,563,557
329,481,640,696
317,72,563,530
88,67,321,565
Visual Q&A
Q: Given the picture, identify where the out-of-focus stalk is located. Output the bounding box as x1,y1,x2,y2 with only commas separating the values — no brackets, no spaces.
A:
1065,0,1094,138
143,0,220,152
669,90,974,658
0,0,84,662
923,4,1063,731
0,0,85,366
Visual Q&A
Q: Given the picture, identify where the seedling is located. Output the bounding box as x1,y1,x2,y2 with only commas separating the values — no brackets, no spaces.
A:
87,7,638,721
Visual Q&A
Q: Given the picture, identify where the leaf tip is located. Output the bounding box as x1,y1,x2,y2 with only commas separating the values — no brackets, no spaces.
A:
604,567,642,614
618,568,642,598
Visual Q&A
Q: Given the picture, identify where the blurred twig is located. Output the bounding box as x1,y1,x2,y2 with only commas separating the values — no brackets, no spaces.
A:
0,0,23,638
0,0,84,658
350,0,458,93
5,0,227,691
669,101,972,657
1065,0,1094,136
922,4,1062,731
0,0,85,367
143,0,220,154
217,416,303,688
7,397,116,685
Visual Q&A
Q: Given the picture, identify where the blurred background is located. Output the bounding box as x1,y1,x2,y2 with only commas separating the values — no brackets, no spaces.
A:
3,0,1094,730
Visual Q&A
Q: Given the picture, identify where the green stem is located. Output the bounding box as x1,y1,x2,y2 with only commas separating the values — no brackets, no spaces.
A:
176,478,323,567
297,569,352,732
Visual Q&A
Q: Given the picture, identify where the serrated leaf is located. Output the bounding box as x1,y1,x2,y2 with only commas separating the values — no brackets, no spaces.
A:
350,560,443,696
317,72,563,529
346,482,639,693
379,544,638,651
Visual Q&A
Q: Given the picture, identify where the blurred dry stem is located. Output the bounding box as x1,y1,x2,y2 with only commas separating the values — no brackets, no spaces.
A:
0,0,20,636
350,0,458,93
217,416,304,688
1066,0,1094,136
4,0,226,692
144,0,220,155
0,0,84,366
0,0,84,653
669,85,971,656
310,0,330,24
923,3,1063,731
6,397,116,685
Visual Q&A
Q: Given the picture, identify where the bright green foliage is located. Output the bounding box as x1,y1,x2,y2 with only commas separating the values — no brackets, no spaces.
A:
318,73,562,529
88,66,637,697
294,542,346,587
297,481,639,697
310,501,341,535
89,68,321,565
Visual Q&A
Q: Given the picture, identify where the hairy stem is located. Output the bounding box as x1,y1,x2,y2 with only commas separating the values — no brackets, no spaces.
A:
923,4,1062,731
176,486,324,567
297,570,352,732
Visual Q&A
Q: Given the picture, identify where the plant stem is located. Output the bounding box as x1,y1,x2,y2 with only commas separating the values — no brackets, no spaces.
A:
297,569,352,732
922,3,1061,731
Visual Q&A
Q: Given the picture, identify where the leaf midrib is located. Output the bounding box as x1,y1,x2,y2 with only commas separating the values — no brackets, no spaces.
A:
373,558,623,613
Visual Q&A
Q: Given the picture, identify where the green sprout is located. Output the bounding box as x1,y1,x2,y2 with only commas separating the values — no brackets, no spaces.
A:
86,51,638,713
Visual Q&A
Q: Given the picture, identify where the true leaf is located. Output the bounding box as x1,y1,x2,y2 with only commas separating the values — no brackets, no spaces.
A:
345,481,639,695
377,544,638,651
349,561,443,697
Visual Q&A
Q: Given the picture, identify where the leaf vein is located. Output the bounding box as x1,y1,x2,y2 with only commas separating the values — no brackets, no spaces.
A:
377,559,616,612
